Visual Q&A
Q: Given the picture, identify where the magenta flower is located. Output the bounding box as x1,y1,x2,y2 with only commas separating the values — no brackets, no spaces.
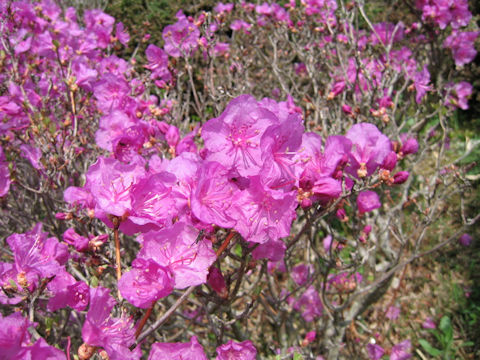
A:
148,336,207,360
86,156,146,219
291,264,314,286
393,171,409,184
230,20,252,34
251,237,287,262
93,73,130,113
385,305,401,320
366,343,385,360
191,161,238,228
214,2,234,14
47,271,89,311
119,258,173,308
422,317,436,329
20,144,44,170
346,123,391,178
444,31,479,67
390,340,412,360
0,146,11,197
82,286,141,360
162,14,200,58
207,266,228,298
145,44,171,82
230,176,297,244
1,224,68,292
0,312,66,359
122,172,177,235
216,340,257,360
400,134,419,156
445,81,473,110
414,65,432,104
140,222,217,289
459,233,472,246
357,191,381,214
63,228,90,252
291,286,323,322
202,94,277,176
260,112,304,189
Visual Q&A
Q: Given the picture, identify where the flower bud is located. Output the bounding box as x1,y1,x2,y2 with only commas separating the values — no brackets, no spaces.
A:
381,151,397,171
459,233,472,246
400,135,418,155
336,208,348,222
393,171,409,184
207,266,228,299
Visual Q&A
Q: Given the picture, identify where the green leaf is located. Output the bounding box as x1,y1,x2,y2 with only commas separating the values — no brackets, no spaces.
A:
90,276,99,288
233,243,242,257
293,353,303,360
419,339,442,357
439,316,453,342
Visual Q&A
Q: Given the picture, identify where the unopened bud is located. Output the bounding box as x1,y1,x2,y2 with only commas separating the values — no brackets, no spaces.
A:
78,343,96,360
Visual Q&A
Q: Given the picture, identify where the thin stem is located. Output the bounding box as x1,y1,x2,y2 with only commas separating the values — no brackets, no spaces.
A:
112,217,122,299
216,230,236,257
135,304,155,339
134,286,196,346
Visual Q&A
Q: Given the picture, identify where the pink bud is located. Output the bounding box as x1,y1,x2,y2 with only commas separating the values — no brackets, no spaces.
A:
381,151,397,171
165,125,180,147
400,135,418,155
357,191,381,214
393,171,409,184
363,225,372,235
422,317,436,329
207,266,228,299
336,208,348,222
323,235,333,252
342,104,353,116
459,233,472,246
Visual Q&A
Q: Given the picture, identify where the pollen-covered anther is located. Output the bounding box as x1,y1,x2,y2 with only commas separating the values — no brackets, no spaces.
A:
357,163,368,178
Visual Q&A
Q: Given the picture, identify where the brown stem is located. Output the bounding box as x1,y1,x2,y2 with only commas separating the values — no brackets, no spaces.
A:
216,230,236,257
112,217,122,299
134,286,196,347
135,304,155,339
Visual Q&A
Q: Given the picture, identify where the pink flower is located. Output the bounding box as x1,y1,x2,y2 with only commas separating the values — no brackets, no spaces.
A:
459,233,472,246
214,2,234,14
390,339,412,360
148,336,207,360
291,264,314,286
82,286,141,360
366,343,385,360
345,123,391,178
290,286,323,322
145,44,171,82
202,94,277,176
445,81,473,110
0,312,66,359
47,271,89,311
119,258,173,308
1,224,68,292
414,65,432,104
357,191,381,214
444,31,479,67
386,305,401,320
422,317,436,329
162,15,200,58
191,161,238,228
140,222,217,289
230,176,297,244
230,20,252,34
216,340,257,360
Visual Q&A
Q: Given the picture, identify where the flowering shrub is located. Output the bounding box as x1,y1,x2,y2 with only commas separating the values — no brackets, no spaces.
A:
0,0,478,359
